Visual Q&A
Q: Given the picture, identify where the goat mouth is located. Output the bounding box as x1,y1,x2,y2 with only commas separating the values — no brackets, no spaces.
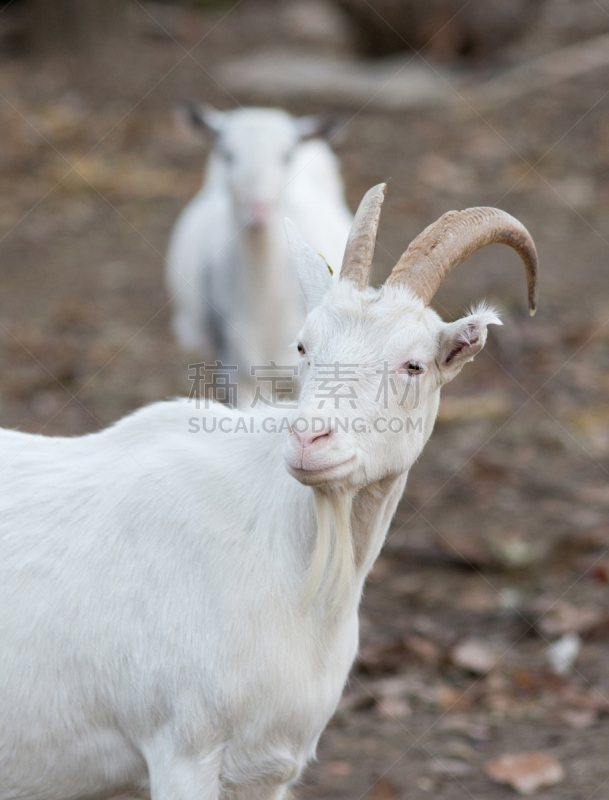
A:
286,456,356,481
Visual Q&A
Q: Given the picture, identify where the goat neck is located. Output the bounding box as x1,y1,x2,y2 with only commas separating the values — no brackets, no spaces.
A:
235,209,304,366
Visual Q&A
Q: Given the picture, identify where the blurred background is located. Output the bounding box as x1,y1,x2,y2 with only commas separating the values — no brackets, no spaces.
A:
1,0,609,797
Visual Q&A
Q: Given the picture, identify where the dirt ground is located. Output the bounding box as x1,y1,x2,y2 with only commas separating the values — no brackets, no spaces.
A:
1,2,609,798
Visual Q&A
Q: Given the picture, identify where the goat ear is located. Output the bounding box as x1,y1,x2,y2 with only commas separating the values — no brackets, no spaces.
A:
182,100,226,135
296,115,346,144
285,219,334,312
438,305,502,384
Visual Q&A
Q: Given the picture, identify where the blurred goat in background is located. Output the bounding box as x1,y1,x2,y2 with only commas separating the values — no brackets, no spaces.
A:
166,105,353,377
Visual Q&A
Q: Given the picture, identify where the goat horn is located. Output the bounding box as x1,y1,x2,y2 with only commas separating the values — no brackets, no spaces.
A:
385,207,539,316
340,183,387,290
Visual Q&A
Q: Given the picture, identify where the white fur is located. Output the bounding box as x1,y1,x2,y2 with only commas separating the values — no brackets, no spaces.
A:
166,107,353,376
0,221,502,800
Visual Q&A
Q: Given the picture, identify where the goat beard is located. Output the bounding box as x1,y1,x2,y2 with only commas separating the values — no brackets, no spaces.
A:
300,491,355,614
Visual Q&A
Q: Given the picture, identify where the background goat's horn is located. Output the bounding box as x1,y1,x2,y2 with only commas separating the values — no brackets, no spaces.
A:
340,183,387,290
385,207,539,316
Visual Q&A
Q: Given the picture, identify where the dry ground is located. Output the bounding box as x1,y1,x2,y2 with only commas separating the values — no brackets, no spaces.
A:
0,2,608,798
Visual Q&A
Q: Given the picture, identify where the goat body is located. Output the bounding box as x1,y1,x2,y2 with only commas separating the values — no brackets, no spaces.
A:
0,401,389,800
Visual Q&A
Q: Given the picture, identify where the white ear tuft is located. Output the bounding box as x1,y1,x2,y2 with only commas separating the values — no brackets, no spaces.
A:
438,304,502,382
467,301,503,328
285,219,334,312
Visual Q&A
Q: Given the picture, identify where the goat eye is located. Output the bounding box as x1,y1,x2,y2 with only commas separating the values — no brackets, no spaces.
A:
297,343,306,355
405,361,423,375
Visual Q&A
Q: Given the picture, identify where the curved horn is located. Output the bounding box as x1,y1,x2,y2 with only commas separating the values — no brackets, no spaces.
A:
340,183,387,290
385,207,539,316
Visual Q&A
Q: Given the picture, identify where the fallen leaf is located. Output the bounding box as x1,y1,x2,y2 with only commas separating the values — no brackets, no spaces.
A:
451,638,498,674
512,669,565,692
376,694,412,720
371,675,423,714
435,685,475,712
485,752,564,795
590,562,609,584
403,634,442,666
368,779,399,800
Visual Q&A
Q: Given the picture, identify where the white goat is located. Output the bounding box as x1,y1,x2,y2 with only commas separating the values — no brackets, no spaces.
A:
166,105,353,375
0,185,538,800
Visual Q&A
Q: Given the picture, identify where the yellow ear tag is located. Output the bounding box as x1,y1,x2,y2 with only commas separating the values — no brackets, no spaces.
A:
318,253,333,276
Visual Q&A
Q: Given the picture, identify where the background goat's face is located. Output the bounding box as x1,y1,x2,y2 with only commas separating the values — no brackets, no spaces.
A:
190,106,328,229
283,271,501,491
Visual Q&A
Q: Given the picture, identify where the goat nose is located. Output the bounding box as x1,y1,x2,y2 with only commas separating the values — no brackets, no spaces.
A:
292,426,332,451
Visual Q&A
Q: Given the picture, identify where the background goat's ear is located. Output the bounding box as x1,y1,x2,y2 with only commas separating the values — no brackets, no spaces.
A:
296,115,346,144
181,100,225,135
285,219,334,312
438,306,502,383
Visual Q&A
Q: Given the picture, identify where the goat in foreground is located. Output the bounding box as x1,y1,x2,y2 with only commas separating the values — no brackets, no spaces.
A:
166,105,353,374
0,185,538,800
